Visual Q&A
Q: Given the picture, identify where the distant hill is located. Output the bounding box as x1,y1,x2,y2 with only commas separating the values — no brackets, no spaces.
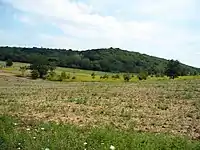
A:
0,46,199,75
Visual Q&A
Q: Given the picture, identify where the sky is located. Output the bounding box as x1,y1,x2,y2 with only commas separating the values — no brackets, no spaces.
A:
0,0,200,67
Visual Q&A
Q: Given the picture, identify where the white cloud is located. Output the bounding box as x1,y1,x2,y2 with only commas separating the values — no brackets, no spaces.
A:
133,0,196,19
5,0,162,48
87,0,197,20
15,14,35,25
2,0,200,67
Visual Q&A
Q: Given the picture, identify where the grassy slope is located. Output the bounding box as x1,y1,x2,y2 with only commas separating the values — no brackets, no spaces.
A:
1,61,200,82
1,61,137,82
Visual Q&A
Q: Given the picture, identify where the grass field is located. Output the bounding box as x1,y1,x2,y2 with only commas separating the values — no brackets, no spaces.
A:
1,61,200,82
0,72,200,149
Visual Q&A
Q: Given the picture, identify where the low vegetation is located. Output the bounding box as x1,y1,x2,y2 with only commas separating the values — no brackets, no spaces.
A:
1,115,200,150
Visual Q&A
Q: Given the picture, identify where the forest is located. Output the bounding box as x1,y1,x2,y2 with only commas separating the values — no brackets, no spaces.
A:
0,46,199,76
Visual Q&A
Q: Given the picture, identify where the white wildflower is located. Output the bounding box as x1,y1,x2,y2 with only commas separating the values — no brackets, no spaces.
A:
14,123,18,126
45,148,50,150
17,147,21,150
33,137,36,140
18,143,21,145
41,128,45,130
110,145,115,150
84,142,87,145
26,128,30,131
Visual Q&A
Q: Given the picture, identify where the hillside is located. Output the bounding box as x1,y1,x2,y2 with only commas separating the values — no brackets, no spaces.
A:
0,46,199,75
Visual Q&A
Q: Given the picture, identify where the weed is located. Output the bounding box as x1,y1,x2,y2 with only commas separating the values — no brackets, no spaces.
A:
68,97,87,105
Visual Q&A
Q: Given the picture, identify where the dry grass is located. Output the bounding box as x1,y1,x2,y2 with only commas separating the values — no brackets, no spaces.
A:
0,75,200,140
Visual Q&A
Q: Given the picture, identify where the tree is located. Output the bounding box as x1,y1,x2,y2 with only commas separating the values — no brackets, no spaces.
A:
31,70,39,79
91,72,96,79
60,71,67,81
137,72,148,80
0,46,199,75
112,74,120,79
19,66,27,77
100,74,109,79
47,71,57,81
6,59,13,67
30,56,55,79
165,60,181,79
123,74,131,82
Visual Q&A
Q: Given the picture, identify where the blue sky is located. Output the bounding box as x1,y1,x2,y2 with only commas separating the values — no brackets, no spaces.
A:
0,0,200,67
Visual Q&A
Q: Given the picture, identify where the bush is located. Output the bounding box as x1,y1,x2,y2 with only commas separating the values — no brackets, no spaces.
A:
66,74,71,79
123,74,131,82
31,70,39,79
100,74,109,79
60,71,67,81
112,74,120,79
91,72,96,79
137,72,148,80
6,59,13,67
19,66,27,77
47,71,57,80
155,73,160,77
155,73,165,78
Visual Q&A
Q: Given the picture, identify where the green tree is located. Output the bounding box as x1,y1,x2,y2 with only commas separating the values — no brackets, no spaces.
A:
47,71,57,80
165,60,181,79
100,74,109,79
91,72,96,79
123,74,131,82
30,57,55,79
60,71,67,81
6,59,13,67
112,74,120,79
31,70,39,79
137,72,148,80
19,66,27,77
0,46,199,75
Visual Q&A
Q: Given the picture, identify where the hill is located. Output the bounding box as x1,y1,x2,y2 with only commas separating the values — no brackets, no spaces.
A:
0,46,199,75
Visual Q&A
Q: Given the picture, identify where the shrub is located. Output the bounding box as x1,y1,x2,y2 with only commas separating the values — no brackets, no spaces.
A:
137,72,148,80
31,70,39,79
155,73,160,77
6,59,13,67
123,74,131,82
19,66,27,77
112,74,120,79
100,74,109,79
72,76,76,80
91,72,96,79
60,71,67,81
47,71,57,80
66,74,71,79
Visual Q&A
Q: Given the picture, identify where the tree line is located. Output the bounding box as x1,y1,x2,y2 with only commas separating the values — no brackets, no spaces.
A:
0,46,199,78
